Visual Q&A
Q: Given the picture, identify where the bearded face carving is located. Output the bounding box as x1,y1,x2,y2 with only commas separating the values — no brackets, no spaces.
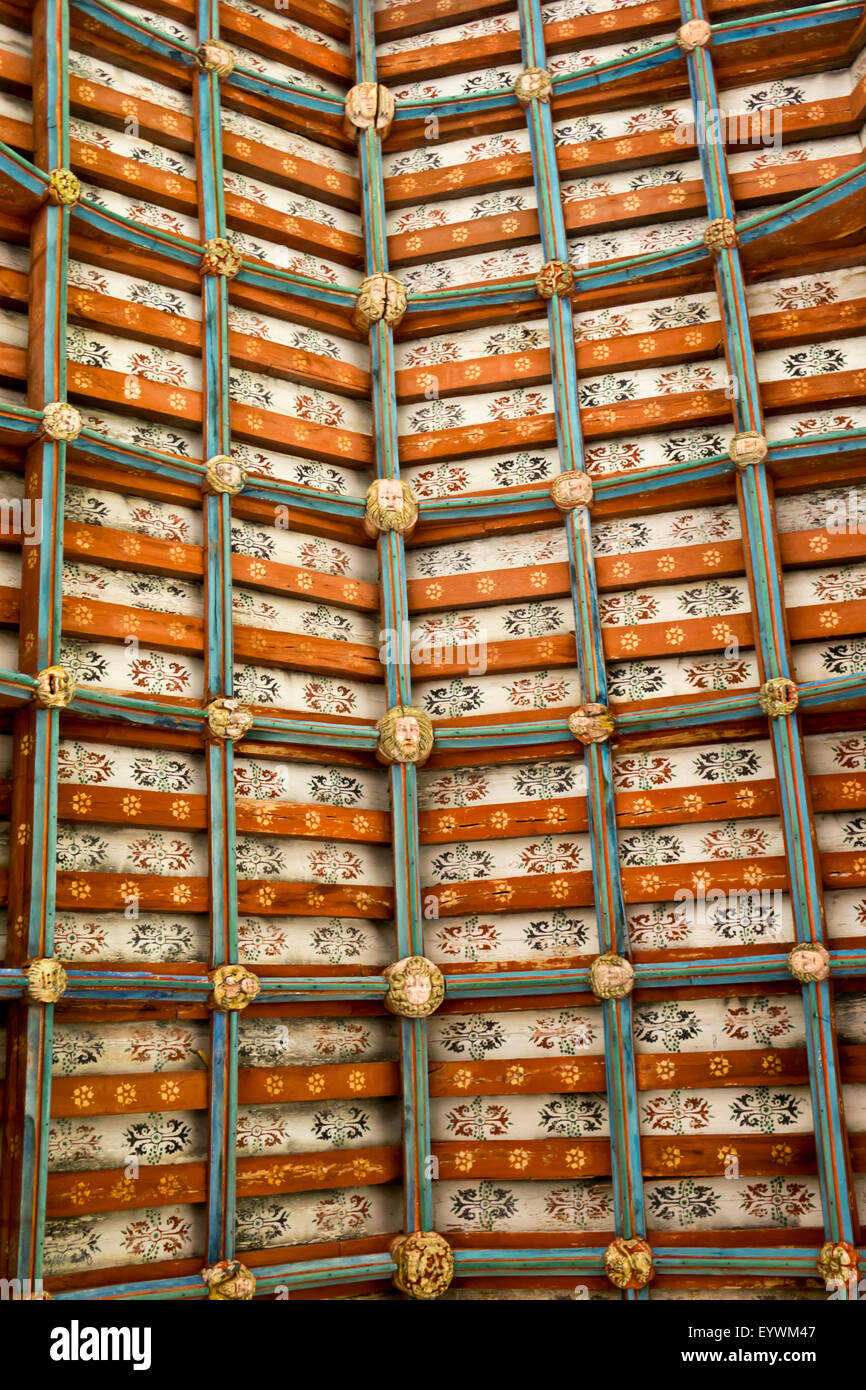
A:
384,956,445,1017
25,957,68,1004
197,40,235,76
42,401,82,441
353,274,408,332
759,676,798,719
364,478,418,539
345,83,395,139
788,942,830,984
376,705,433,765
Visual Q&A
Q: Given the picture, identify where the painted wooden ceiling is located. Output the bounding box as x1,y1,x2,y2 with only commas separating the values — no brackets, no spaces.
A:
0,0,865,1303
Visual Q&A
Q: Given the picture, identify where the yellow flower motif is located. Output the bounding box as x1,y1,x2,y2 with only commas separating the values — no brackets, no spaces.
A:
122,794,142,817
641,874,661,893
711,624,734,644
68,1181,92,1206
172,883,192,904
656,554,675,573
709,1055,731,1077
529,570,549,589
489,810,510,830
347,1070,366,1093
308,891,325,909
454,1150,474,1173
841,780,863,800
505,1065,526,1086
72,1084,94,1109
352,815,370,834
115,1082,137,1106
743,865,766,887
665,625,686,646
546,805,567,824
171,799,190,820
426,583,442,601
304,810,321,830
717,1144,738,1166
264,1073,284,1097
508,1148,531,1171
296,571,313,590
771,1143,793,1166
69,879,91,900
159,1079,181,1102
809,535,829,554
452,1068,473,1090
655,1059,675,1081
819,609,841,629
476,577,495,594
565,1147,586,1171
109,1178,137,1204
558,1063,581,1087
438,814,458,834
71,792,92,815
619,632,639,652
682,793,703,813
351,1158,373,1179
158,1173,183,1197
660,1146,681,1169
258,885,275,906
307,1072,326,1094
631,796,653,815
762,1054,782,1074
612,561,631,580
735,787,756,809
550,878,570,900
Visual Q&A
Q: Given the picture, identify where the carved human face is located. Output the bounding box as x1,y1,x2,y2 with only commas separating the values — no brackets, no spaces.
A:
680,18,710,46
377,479,404,511
395,715,420,755
598,960,631,991
404,969,431,1006
791,945,828,980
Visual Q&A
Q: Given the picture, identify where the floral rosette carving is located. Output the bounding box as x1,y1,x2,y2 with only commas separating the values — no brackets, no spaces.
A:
197,40,235,76
568,703,614,745
704,217,738,255
589,952,634,1000
384,956,445,1018
201,1259,256,1300
376,705,434,766
551,471,593,510
25,957,68,1004
513,67,552,105
787,941,830,984
604,1237,654,1290
206,697,254,742
345,83,395,138
364,478,418,539
759,676,798,718
210,964,261,1012
35,664,76,708
201,237,243,279
391,1231,454,1299
536,260,575,300
353,274,407,331
48,167,81,206
42,401,82,441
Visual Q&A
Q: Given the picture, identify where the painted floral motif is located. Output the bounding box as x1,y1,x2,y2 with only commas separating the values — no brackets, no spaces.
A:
436,918,501,959
313,1191,373,1236
431,844,495,882
739,1180,817,1226
723,998,795,1046
642,1092,712,1133
310,923,370,963
450,1182,519,1230
627,906,692,949
693,747,760,783
646,1181,721,1223
619,829,684,867
524,912,590,953
614,756,674,791
121,1211,192,1261
543,1184,613,1227
438,1017,507,1059
125,1025,195,1071
728,1089,805,1133
123,1116,193,1163
701,823,770,861
426,769,489,807
633,1002,701,1051
518,837,582,875
529,1011,596,1054
538,1095,606,1136
446,1098,512,1139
